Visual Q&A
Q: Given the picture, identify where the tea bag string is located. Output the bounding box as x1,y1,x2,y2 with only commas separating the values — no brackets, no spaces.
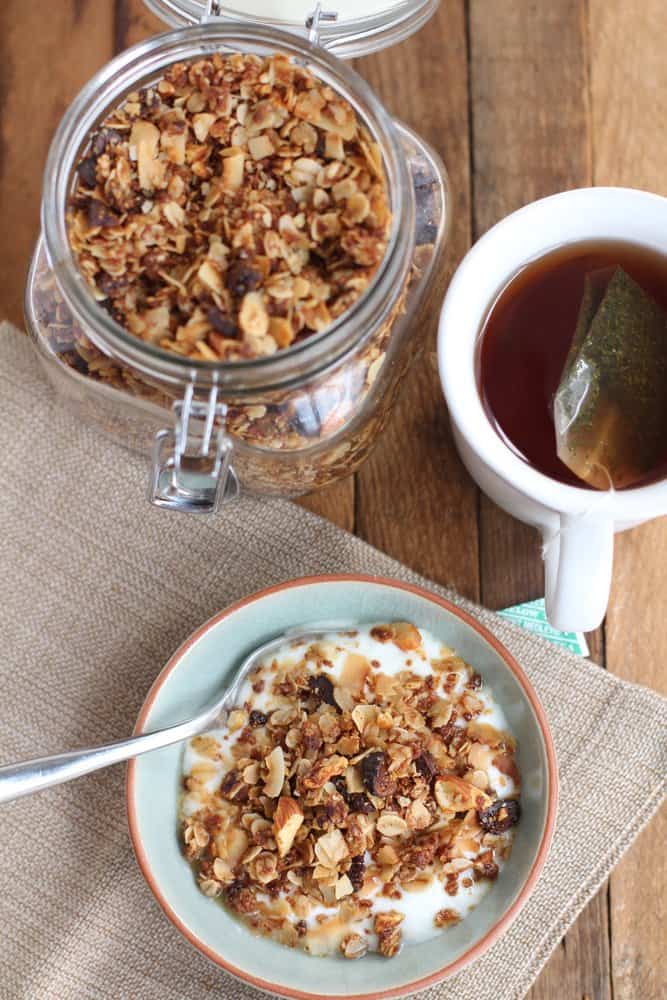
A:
541,469,616,560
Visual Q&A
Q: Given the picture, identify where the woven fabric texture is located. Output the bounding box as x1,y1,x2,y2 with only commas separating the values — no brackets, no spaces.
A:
1,325,665,1000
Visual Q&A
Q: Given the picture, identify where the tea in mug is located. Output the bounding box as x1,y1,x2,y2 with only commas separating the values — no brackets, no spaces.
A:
478,240,667,489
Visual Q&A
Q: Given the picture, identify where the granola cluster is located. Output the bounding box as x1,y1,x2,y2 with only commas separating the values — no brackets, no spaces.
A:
66,52,391,362
180,624,521,959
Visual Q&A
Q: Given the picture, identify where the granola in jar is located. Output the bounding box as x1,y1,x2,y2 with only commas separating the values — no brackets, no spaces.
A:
27,18,449,502
180,623,521,958
67,52,391,362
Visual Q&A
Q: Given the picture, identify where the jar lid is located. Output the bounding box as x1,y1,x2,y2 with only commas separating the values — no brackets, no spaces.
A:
142,0,438,58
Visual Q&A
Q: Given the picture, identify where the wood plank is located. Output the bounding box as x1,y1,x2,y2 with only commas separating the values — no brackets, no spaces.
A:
469,0,592,609
114,0,163,49
0,0,116,327
353,0,480,599
299,478,355,533
589,4,667,995
468,3,610,998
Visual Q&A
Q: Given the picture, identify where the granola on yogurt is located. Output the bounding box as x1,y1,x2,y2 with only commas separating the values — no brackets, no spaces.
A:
180,623,521,959
66,52,391,362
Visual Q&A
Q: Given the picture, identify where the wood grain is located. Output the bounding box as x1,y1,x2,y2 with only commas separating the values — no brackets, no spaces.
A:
0,2,663,995
589,4,667,996
468,3,611,998
468,0,592,611
115,0,163,49
298,478,355,532
0,0,116,326
354,0,480,599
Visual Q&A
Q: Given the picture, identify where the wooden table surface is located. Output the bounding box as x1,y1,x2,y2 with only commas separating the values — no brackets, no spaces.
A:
2,2,665,997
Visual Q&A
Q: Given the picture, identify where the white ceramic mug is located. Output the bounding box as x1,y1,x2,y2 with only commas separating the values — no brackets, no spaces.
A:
437,187,667,633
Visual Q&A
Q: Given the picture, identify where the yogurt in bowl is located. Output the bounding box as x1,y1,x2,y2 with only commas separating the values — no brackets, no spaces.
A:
179,624,521,960
127,575,556,1000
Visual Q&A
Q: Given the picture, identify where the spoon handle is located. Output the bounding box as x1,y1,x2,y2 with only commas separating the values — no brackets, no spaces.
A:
0,716,202,804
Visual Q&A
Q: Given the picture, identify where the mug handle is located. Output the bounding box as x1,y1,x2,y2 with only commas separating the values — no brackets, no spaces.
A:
543,514,614,633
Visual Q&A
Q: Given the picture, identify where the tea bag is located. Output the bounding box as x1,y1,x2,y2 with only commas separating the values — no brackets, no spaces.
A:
554,266,667,489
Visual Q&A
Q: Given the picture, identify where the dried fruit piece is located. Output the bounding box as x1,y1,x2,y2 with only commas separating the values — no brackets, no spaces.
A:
348,855,365,891
77,156,98,189
308,673,337,707
347,793,375,815
361,751,395,798
477,798,521,833
273,796,304,857
219,769,242,799
87,200,120,229
226,262,262,298
414,751,438,779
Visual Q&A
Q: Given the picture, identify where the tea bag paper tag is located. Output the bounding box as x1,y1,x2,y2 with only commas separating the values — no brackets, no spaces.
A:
498,598,589,656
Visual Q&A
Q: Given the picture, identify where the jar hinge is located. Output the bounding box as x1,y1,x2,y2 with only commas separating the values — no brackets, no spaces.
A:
149,383,239,514
306,4,339,46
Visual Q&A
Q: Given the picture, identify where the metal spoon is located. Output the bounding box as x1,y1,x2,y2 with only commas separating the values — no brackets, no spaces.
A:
0,622,350,805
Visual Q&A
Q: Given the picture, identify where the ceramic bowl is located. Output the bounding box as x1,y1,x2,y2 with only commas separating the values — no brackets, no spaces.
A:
127,575,557,999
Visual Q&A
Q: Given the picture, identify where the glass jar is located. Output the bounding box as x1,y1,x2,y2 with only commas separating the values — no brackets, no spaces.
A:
25,5,449,513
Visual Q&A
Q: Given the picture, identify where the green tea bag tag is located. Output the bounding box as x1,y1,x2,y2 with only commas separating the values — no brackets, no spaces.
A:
554,267,667,489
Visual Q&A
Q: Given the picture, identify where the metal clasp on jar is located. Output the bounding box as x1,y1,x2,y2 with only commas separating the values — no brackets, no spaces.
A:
150,383,238,513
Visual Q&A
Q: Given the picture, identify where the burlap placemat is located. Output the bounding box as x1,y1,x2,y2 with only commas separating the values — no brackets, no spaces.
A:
1,324,665,1000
